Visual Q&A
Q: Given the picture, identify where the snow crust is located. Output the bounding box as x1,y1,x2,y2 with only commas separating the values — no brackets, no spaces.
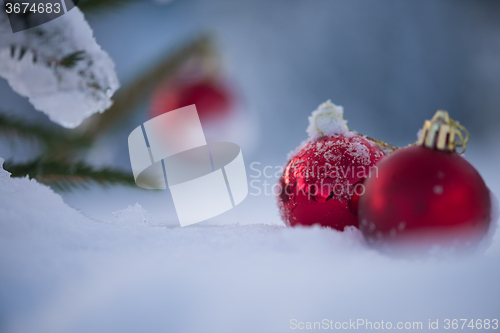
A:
307,100,350,139
0,157,499,333
0,9,119,128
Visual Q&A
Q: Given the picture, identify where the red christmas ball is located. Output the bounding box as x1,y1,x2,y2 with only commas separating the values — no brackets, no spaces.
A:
358,140,492,249
150,79,233,123
278,134,385,230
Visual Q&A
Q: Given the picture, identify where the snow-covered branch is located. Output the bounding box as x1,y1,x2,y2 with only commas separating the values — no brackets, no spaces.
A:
0,7,119,128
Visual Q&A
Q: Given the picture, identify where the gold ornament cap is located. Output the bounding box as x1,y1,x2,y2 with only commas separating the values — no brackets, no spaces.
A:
417,110,469,154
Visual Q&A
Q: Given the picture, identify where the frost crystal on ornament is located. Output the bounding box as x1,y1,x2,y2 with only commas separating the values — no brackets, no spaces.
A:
0,8,119,128
306,100,350,139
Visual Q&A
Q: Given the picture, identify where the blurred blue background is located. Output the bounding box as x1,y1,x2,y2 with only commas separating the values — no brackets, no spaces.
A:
2,0,500,162
86,0,500,158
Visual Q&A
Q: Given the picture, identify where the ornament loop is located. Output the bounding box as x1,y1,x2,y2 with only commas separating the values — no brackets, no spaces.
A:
364,136,399,154
417,110,469,154
449,118,470,154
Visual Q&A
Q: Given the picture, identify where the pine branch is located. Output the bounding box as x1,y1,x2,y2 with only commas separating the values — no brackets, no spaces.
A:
3,158,136,191
0,113,91,153
9,45,87,69
76,0,139,13
58,51,87,68
78,35,214,139
0,114,136,191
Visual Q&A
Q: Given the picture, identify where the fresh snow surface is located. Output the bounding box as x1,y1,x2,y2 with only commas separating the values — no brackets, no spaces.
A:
0,9,119,128
0,156,499,333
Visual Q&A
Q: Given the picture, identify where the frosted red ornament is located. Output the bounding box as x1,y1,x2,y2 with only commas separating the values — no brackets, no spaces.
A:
277,101,385,230
358,111,492,249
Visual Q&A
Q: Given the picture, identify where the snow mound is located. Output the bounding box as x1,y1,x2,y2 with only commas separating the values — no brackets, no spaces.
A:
112,203,152,227
1,158,499,333
0,157,92,243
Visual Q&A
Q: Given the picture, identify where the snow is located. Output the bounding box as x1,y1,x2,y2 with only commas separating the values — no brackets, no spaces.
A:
0,9,119,128
112,203,152,227
1,155,500,333
347,139,372,165
417,128,424,141
300,101,373,169
306,100,350,139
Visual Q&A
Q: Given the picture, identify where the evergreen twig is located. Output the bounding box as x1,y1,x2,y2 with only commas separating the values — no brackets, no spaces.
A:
3,158,136,191
78,35,213,138
0,113,91,153
59,51,87,68
0,31,213,193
